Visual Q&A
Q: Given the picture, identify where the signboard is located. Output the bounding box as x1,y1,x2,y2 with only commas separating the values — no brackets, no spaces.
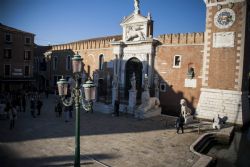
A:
184,79,197,88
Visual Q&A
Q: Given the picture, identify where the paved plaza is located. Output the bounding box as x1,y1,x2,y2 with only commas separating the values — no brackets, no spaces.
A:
0,95,206,167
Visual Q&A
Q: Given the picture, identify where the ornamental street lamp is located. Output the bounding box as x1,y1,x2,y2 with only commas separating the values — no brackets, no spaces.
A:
57,53,96,167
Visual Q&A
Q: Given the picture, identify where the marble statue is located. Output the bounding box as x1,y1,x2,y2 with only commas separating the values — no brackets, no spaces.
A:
212,114,222,130
134,0,140,14
93,72,99,86
154,74,159,89
130,72,136,91
137,95,160,114
180,99,193,124
154,74,159,98
143,74,149,91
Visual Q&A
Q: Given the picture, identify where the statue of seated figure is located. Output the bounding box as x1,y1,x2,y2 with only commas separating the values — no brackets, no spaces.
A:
180,99,193,124
135,91,161,119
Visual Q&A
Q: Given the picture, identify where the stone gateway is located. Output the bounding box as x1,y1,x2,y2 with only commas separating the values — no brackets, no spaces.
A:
41,0,250,126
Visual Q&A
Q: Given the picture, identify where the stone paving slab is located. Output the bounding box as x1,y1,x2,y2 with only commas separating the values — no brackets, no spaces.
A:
0,95,204,167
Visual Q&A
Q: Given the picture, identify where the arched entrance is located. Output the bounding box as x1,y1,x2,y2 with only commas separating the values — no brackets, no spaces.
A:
125,57,143,97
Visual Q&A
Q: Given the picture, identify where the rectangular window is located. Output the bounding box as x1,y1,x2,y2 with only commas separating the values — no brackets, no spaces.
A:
5,33,12,43
173,55,181,68
4,65,11,76
25,37,31,45
24,66,30,76
24,50,31,60
4,49,12,59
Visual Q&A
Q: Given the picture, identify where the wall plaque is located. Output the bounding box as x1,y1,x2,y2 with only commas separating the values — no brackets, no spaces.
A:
213,32,235,48
184,79,196,88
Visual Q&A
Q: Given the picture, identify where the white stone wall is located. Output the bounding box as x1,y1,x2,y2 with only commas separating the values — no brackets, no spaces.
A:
196,88,249,125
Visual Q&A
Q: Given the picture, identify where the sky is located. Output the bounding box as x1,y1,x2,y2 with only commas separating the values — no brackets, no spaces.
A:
0,0,206,46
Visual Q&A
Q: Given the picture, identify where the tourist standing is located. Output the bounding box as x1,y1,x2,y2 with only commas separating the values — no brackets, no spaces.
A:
69,104,73,118
30,98,36,118
36,98,43,116
21,94,26,112
64,106,69,122
114,99,120,117
9,105,17,130
57,101,63,117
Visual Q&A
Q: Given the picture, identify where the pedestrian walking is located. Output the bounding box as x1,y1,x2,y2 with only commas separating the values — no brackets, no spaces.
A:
45,89,49,98
114,99,120,117
176,114,185,134
36,99,43,116
9,105,17,130
69,104,73,118
57,101,62,117
30,98,36,118
64,106,69,122
21,94,26,112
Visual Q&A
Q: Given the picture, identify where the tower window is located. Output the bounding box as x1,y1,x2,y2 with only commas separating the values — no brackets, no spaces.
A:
173,55,181,68
99,54,104,70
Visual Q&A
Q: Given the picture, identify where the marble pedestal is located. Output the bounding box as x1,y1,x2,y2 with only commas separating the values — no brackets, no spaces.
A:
128,90,137,114
155,88,159,99
135,107,162,119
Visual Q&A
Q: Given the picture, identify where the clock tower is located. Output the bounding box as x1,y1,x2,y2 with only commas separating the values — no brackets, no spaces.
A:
196,0,250,125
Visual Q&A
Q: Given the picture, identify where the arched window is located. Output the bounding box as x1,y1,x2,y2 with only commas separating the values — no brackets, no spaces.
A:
99,54,104,70
187,63,195,79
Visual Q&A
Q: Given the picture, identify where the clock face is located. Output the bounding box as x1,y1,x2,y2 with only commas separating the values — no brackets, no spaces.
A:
214,8,235,29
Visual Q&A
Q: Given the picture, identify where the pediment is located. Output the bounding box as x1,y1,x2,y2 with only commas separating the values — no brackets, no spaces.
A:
121,14,149,25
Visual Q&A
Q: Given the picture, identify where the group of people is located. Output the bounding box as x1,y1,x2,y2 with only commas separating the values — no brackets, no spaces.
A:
30,97,43,118
54,100,73,122
1,90,45,130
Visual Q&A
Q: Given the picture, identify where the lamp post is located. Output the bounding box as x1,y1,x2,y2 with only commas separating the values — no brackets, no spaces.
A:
57,54,95,167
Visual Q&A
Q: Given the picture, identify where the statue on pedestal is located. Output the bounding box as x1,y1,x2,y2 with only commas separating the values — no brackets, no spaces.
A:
154,74,159,98
143,74,149,91
112,74,118,89
154,74,159,89
93,72,99,86
180,99,193,124
130,72,136,91
134,0,140,14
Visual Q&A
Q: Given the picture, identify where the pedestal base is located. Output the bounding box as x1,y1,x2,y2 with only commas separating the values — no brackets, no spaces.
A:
128,90,137,114
135,107,162,119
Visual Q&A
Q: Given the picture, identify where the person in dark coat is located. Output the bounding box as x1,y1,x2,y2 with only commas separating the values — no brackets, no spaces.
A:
21,94,26,112
176,114,185,134
30,98,36,118
114,99,120,117
36,99,43,115
57,102,63,117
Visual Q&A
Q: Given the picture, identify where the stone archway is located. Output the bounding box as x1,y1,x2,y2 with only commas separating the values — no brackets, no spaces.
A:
125,57,143,97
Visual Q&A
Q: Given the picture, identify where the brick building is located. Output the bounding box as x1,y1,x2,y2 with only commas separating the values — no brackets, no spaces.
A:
0,23,35,92
41,0,250,125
